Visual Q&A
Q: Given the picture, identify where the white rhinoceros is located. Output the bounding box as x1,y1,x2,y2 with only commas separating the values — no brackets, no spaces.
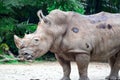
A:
14,9,120,80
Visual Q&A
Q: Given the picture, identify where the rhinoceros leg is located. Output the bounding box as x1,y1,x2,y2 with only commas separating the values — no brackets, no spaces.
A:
106,53,120,80
75,54,90,80
55,54,71,80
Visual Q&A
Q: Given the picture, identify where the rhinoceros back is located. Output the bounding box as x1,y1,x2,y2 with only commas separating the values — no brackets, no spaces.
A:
64,12,120,60
86,12,120,60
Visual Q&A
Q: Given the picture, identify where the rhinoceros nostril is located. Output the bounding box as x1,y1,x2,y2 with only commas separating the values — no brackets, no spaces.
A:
26,55,33,60
17,55,21,58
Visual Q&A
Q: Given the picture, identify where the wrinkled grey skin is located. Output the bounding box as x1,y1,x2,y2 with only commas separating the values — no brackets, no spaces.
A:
14,10,120,80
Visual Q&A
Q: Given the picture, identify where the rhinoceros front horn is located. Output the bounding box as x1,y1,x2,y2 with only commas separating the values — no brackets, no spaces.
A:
14,35,22,48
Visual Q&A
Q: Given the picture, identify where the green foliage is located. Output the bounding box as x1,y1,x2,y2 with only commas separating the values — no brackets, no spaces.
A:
0,43,18,64
102,0,120,13
0,54,19,64
82,0,120,14
47,0,85,14
36,52,56,61
15,21,37,35
0,43,9,52
0,43,9,56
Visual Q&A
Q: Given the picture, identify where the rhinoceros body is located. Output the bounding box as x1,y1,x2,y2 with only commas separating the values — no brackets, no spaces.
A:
14,10,120,80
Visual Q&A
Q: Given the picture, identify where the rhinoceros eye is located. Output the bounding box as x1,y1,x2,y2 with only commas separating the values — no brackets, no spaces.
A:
34,39,39,41
32,38,40,45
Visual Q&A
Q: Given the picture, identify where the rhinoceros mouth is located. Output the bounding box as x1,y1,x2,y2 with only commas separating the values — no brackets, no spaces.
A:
18,48,44,62
17,53,34,62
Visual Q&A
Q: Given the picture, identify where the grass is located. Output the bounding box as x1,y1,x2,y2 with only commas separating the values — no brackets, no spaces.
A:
0,52,56,64
0,57,56,65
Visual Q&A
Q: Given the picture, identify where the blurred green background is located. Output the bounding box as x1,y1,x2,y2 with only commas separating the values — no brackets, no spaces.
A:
0,0,120,62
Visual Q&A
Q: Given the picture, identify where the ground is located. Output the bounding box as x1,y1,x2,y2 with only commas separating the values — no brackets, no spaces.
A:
0,62,119,80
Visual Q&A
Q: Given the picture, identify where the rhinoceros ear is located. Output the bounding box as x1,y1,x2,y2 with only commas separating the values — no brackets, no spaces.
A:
37,10,45,21
37,10,50,24
43,17,51,24
14,35,22,48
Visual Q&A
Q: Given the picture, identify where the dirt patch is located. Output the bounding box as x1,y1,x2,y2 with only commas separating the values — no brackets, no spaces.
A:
0,62,119,80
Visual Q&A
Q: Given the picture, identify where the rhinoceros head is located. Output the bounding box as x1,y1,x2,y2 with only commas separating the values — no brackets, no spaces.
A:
14,10,68,61
14,10,66,60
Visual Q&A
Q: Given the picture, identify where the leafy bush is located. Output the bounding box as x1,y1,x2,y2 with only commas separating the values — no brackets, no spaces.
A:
82,0,120,14
0,54,19,64
47,0,85,14
0,43,18,64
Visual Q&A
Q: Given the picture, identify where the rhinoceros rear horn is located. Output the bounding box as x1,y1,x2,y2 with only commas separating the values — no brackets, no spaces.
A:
37,10,45,21
14,35,22,48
